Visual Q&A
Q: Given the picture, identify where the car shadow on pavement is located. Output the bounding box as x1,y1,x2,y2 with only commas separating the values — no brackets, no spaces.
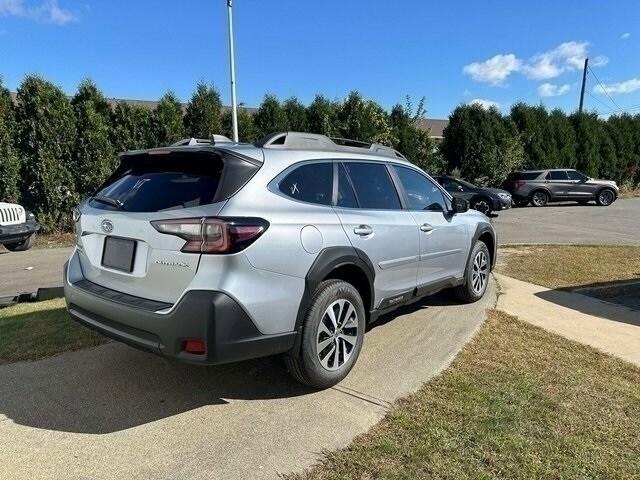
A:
535,280,640,327
0,344,315,434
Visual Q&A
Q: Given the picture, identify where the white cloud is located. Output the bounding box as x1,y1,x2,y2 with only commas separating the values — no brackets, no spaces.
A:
463,54,522,86
621,32,631,40
464,41,608,86
537,83,571,97
593,77,640,95
468,98,501,110
523,41,603,80
0,0,77,25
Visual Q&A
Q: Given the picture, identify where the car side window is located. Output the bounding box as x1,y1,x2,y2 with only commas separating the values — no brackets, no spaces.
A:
439,177,461,192
343,162,401,210
337,163,358,208
567,170,586,181
394,166,448,212
279,162,333,205
547,171,568,180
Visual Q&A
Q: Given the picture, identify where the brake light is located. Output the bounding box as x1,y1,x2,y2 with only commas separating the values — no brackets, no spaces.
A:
151,217,268,254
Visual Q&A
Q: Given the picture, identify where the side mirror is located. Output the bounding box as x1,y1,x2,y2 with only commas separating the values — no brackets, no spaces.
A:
451,197,469,214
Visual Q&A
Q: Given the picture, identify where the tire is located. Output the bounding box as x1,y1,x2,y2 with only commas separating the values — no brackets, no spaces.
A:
454,241,491,303
472,198,492,216
3,233,36,252
285,279,366,389
596,188,615,206
530,190,549,207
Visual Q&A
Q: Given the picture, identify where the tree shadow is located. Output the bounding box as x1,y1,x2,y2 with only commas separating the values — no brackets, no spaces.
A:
535,279,640,327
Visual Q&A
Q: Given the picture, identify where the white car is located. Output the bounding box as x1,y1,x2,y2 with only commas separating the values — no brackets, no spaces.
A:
0,202,40,251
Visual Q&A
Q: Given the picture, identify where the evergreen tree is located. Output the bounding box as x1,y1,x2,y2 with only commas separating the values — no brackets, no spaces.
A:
254,94,288,138
151,92,185,146
71,79,115,197
15,75,77,230
184,82,223,138
222,107,258,143
570,112,602,177
510,103,549,169
111,102,153,152
547,109,577,169
283,97,308,131
441,104,524,185
306,95,340,136
0,79,20,203
338,91,396,145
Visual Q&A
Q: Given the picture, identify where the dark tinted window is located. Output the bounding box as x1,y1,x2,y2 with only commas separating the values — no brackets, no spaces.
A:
507,172,542,180
547,170,568,180
343,162,401,210
394,166,447,211
567,170,587,181
337,163,358,208
439,177,464,193
91,151,226,212
279,162,333,205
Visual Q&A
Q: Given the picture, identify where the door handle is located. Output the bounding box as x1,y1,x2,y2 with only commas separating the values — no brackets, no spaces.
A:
420,223,434,233
353,225,373,236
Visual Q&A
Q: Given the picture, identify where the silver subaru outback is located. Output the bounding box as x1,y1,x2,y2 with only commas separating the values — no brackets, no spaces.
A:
64,132,496,388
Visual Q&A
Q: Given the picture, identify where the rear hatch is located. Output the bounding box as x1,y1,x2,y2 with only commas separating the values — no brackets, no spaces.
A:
75,147,261,304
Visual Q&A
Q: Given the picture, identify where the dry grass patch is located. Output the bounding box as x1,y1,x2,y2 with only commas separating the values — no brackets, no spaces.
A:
496,245,640,289
0,298,107,364
288,311,640,480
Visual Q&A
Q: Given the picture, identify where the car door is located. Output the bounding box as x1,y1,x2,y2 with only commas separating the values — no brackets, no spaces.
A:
333,161,420,309
391,165,468,288
546,170,571,198
566,170,593,199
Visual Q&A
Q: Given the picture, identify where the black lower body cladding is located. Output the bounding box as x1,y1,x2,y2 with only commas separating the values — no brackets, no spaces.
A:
64,263,296,365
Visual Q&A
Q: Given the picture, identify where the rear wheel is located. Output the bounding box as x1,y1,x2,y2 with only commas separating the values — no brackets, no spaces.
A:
3,233,36,252
454,241,490,303
596,188,615,206
531,190,549,207
472,198,492,216
285,280,366,389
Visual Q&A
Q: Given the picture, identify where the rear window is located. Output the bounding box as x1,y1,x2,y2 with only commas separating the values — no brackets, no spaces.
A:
507,172,542,181
90,150,256,212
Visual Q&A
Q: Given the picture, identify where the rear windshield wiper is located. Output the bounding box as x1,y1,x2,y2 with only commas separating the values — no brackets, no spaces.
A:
91,195,124,209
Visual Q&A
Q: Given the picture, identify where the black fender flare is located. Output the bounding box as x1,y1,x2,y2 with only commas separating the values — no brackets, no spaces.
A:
289,246,375,354
464,222,497,277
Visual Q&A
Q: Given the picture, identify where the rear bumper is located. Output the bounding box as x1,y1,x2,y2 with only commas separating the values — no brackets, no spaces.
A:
63,254,296,365
0,220,40,244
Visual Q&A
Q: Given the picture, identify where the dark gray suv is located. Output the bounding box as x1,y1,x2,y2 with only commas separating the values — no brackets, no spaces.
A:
503,169,619,207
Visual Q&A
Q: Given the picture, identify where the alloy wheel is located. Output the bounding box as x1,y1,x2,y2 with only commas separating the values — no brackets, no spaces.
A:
473,200,490,215
471,250,489,295
316,299,359,371
599,190,614,206
532,192,547,207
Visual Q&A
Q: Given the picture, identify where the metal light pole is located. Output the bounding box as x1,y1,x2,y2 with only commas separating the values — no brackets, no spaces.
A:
226,0,239,142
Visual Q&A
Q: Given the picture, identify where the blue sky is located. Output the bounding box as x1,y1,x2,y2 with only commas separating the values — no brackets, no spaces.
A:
1,0,639,118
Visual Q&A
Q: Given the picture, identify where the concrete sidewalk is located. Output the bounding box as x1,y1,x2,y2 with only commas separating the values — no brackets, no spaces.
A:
0,281,495,480
495,273,640,367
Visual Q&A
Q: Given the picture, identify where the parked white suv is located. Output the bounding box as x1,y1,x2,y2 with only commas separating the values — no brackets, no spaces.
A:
0,202,40,251
64,133,496,388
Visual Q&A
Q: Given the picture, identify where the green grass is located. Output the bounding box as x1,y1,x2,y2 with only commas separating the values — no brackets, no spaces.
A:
0,298,107,364
496,245,640,289
288,311,640,480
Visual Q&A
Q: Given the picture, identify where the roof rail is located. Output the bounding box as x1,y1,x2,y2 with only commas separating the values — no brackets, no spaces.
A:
256,132,406,160
171,135,233,147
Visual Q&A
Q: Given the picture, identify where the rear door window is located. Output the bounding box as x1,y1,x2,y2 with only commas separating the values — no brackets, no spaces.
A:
343,162,401,210
547,170,568,180
508,172,542,181
279,162,333,205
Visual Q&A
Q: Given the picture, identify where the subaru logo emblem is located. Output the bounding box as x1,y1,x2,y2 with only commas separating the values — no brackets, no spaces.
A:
101,219,114,234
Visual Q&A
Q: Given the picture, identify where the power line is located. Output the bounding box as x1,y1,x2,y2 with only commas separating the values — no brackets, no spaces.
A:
588,65,624,113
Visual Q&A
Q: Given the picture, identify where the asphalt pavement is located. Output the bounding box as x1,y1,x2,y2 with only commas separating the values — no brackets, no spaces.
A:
0,280,495,480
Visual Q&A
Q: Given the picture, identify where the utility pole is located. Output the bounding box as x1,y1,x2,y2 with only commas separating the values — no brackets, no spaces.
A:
578,57,589,114
226,0,239,142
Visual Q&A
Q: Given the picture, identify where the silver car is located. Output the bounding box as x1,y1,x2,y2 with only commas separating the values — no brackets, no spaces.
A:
64,132,496,388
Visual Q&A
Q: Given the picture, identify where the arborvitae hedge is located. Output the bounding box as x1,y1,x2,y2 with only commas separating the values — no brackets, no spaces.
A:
2,74,639,231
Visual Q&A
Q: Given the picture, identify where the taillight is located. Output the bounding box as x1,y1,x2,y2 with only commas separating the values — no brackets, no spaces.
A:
151,217,268,254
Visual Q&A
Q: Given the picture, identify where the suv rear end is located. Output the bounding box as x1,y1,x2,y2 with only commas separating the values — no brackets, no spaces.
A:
64,143,298,364
502,171,545,206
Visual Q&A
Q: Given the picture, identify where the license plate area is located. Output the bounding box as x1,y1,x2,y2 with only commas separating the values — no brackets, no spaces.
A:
102,237,137,273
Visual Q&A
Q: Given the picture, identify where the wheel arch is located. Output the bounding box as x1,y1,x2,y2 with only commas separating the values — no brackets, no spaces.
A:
290,246,375,354
529,187,552,201
466,222,497,273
